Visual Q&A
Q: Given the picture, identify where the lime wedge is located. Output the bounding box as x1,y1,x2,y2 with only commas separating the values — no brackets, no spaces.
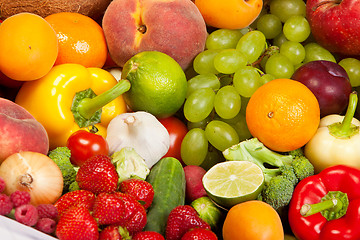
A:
202,161,264,208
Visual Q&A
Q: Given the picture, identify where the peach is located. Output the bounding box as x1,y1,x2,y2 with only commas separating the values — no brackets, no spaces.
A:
102,0,208,70
0,98,49,163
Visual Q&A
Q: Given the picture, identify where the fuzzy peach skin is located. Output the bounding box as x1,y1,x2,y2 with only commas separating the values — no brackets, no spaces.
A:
102,0,208,70
0,98,49,163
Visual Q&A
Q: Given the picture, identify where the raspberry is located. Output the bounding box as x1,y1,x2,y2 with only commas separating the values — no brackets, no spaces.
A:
37,204,58,219
35,218,57,234
10,190,31,207
0,177,6,193
14,204,39,226
0,193,13,215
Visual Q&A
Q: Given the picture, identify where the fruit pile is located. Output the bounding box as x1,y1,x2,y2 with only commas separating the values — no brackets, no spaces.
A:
1,0,360,239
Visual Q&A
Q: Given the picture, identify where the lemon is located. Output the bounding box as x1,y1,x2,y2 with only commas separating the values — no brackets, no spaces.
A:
202,161,264,209
121,51,187,118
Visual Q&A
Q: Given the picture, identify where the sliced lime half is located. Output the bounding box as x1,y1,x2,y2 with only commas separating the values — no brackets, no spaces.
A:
202,161,264,209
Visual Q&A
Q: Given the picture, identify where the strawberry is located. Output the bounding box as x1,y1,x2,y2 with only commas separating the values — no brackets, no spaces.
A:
165,205,211,240
132,231,165,240
56,206,99,240
76,154,118,195
181,228,218,240
119,178,154,209
114,192,147,234
54,190,95,218
99,225,128,240
92,192,126,226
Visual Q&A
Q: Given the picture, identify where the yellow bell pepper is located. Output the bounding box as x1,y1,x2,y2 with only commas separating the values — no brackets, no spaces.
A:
15,63,130,149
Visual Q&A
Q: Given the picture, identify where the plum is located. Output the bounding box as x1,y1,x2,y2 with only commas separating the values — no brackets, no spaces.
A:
291,60,352,117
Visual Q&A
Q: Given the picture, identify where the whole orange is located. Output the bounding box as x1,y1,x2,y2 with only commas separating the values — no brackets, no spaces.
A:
45,12,108,68
0,13,58,81
246,78,320,152
194,0,263,29
223,200,284,240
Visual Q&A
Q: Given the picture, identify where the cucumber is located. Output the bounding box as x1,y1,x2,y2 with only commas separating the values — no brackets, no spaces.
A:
144,157,186,235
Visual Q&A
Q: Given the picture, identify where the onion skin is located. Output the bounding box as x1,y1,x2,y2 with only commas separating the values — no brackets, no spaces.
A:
0,151,63,206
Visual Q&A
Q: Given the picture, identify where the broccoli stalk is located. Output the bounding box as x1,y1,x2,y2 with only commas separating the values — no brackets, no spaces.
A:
48,147,78,193
223,138,314,210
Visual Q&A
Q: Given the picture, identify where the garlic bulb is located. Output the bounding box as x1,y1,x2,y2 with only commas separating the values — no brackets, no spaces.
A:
106,111,170,168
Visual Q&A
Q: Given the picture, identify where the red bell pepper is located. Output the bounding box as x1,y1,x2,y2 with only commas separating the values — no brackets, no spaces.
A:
288,165,360,240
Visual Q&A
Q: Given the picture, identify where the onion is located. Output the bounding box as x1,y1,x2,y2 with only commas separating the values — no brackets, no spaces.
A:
0,151,63,206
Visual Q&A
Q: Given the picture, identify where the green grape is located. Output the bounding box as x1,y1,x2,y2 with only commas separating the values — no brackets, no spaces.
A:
205,120,239,152
256,14,282,39
280,41,306,65
187,116,212,130
180,128,208,166
236,30,267,64
206,29,243,50
260,45,280,70
233,66,262,98
270,0,306,23
283,15,311,42
273,32,289,47
187,73,221,97
184,88,215,123
265,53,294,79
218,112,252,142
260,73,276,85
213,49,247,74
303,42,336,63
193,49,222,74
338,58,360,87
200,146,224,171
214,85,241,119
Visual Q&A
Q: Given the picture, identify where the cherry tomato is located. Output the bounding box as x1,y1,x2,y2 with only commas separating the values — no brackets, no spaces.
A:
159,116,188,165
66,127,109,167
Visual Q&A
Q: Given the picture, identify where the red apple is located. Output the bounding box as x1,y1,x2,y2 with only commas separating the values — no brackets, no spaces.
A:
0,98,49,163
102,0,208,70
306,0,360,56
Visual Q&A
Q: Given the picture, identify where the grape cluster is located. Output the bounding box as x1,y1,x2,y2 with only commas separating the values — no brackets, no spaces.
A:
181,0,360,167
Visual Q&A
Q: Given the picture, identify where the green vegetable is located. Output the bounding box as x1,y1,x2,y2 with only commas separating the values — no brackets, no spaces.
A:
111,147,150,183
223,138,314,210
68,181,80,192
144,157,186,235
48,147,77,193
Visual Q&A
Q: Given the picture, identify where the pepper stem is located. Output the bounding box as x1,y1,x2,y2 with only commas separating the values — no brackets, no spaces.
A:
300,191,348,221
78,79,131,120
328,91,359,139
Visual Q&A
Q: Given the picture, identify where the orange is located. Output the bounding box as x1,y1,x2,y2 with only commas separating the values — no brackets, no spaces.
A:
194,0,263,29
45,12,108,68
223,200,284,240
0,13,58,81
246,78,320,152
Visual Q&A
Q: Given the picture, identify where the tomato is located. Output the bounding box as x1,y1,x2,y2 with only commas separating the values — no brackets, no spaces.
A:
66,128,109,167
159,116,188,165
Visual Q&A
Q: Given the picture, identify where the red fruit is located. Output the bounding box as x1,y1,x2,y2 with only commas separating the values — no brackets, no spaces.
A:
76,154,119,194
0,193,13,215
92,192,126,226
181,228,218,240
99,225,124,240
10,190,31,207
165,205,211,240
133,231,165,240
37,204,58,219
56,206,99,240
119,178,154,209
35,218,57,234
54,190,96,218
14,204,39,226
114,192,147,234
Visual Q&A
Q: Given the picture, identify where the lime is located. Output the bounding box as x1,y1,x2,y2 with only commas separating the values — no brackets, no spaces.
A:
191,196,225,231
202,161,264,208
121,51,187,118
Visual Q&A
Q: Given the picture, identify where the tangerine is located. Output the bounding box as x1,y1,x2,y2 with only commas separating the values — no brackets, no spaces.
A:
45,12,108,68
223,200,284,240
0,13,58,81
246,78,320,152
194,0,263,29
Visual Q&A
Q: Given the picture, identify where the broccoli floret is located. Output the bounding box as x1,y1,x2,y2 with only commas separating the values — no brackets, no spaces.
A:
48,147,77,192
260,175,294,210
223,138,315,210
68,181,80,192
